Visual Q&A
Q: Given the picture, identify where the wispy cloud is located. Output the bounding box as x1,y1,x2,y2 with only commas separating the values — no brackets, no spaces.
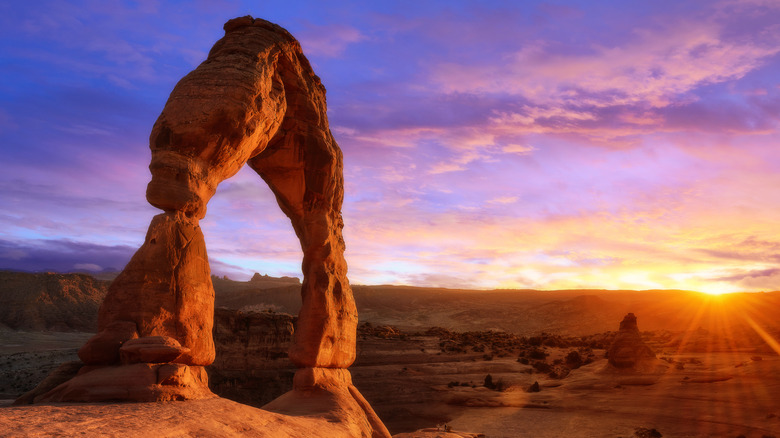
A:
432,21,779,107
297,23,367,58
0,238,135,273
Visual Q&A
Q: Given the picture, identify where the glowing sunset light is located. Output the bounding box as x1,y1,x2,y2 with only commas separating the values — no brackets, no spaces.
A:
1,1,779,294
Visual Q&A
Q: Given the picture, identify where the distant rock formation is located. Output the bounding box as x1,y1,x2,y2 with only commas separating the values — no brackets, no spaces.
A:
250,272,300,284
607,313,655,368
212,307,295,369
32,15,387,436
208,307,296,406
0,271,108,331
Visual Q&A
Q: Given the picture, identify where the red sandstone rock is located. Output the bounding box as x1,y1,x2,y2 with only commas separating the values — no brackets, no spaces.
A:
393,429,485,438
79,213,215,367
265,368,391,438
36,363,213,403
607,313,656,368
45,14,379,433
120,336,190,364
13,361,84,405
146,15,358,368
78,320,138,365
211,307,294,371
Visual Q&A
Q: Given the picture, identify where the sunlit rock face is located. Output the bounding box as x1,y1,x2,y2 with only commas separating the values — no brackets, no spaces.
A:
33,18,382,434
607,313,656,368
78,213,215,367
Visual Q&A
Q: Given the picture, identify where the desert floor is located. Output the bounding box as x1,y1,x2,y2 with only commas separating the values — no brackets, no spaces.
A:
2,330,779,437
444,354,780,437
352,335,780,437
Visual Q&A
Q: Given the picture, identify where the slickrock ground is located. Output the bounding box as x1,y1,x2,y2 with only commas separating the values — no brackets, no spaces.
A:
0,398,368,437
393,429,484,438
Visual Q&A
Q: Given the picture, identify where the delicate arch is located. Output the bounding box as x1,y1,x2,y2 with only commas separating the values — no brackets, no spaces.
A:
47,17,358,402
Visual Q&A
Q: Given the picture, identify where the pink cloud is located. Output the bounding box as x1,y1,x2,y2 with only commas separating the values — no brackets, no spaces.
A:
502,144,535,155
433,21,779,108
297,23,367,58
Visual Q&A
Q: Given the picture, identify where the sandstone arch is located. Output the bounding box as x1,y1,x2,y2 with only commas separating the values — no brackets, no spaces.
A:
36,16,388,437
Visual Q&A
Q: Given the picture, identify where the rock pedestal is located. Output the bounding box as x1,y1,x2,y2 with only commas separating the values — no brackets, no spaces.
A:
264,368,391,438
34,15,386,437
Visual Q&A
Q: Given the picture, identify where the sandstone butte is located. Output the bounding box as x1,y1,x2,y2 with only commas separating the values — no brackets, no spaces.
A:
7,16,392,438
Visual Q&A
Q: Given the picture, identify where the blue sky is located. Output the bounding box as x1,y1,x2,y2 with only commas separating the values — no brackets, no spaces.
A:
2,0,780,293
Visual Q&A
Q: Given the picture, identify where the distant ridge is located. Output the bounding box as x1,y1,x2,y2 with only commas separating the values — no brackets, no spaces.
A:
0,271,109,331
2,269,779,354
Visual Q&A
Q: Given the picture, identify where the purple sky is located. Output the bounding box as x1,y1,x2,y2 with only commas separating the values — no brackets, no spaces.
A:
1,0,779,293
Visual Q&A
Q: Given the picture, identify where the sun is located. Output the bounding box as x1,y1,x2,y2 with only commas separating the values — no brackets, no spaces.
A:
682,279,741,296
698,281,745,295
700,288,732,296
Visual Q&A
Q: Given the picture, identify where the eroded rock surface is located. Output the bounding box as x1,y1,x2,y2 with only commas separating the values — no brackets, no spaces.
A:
36,10,350,411
212,308,294,370
607,313,655,368
0,272,108,331
31,14,385,436
208,308,296,406
78,213,214,367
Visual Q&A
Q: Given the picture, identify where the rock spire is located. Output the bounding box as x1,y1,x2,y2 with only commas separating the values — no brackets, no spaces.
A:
607,313,656,368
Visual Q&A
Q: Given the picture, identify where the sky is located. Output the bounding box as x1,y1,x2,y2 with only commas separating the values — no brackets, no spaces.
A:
1,0,779,293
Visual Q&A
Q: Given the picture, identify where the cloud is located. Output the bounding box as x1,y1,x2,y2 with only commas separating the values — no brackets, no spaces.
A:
487,196,518,205
418,10,780,147
502,144,535,155
297,23,366,58
697,237,780,263
428,161,466,175
710,267,780,291
0,177,154,244
433,21,779,108
208,258,255,281
403,272,479,289
0,238,135,273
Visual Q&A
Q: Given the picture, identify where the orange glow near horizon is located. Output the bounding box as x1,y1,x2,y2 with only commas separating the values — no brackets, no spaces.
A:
744,315,780,357
671,293,780,355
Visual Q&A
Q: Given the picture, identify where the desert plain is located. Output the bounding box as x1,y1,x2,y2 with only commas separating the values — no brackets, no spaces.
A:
1,271,779,437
